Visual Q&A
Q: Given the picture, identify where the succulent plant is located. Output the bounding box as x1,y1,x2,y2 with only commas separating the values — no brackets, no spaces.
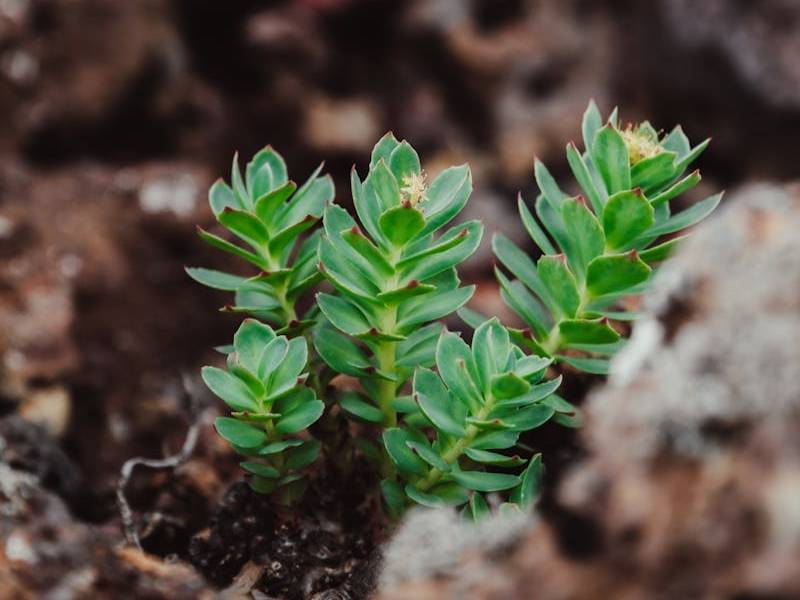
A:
202,319,324,503
314,133,482,433
186,146,333,333
380,318,572,518
489,101,721,374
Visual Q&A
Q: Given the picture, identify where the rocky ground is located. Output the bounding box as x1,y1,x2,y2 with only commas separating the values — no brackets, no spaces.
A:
0,1,798,598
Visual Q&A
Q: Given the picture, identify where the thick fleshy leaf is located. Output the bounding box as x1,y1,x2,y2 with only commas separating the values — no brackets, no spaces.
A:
219,208,270,247
240,461,280,479
276,173,332,228
185,267,249,292
196,228,266,269
202,367,258,412
257,336,288,381
405,483,469,508
501,404,555,431
285,440,321,470
557,355,611,374
490,373,531,400
472,318,512,392
464,448,526,467
566,143,605,213
537,255,580,318
316,293,372,336
233,319,276,373
639,235,686,264
493,233,558,315
339,392,383,423
638,192,722,240
602,189,655,250
592,125,630,194
267,215,318,257
451,470,520,492
495,270,551,339
434,331,482,412
247,146,288,198
649,170,701,207
631,151,677,192
534,158,567,211
275,398,324,433
379,205,425,246
406,440,449,471
398,220,483,270
365,160,401,214
255,181,297,224
518,194,556,255
215,417,267,448
257,439,304,455
510,453,543,508
395,285,474,333
377,281,436,305
581,100,603,153
417,165,471,236
400,220,483,283
313,325,373,377
586,252,652,298
388,140,421,183
396,323,442,368
381,478,406,518
470,430,519,450
341,227,394,277
351,167,385,246
413,367,466,437
559,319,620,345
383,428,428,476
209,179,240,216
370,132,400,169
268,337,308,397
465,492,490,522
561,197,605,279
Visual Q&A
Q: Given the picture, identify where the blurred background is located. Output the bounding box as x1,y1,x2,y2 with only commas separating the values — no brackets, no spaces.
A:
1,0,799,512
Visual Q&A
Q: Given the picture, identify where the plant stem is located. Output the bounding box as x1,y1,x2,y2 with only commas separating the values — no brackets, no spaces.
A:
416,393,496,491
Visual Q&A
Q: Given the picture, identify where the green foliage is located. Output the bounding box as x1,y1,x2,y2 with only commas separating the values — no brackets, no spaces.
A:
202,319,323,502
379,318,567,514
187,146,334,331
315,133,482,435
492,100,721,373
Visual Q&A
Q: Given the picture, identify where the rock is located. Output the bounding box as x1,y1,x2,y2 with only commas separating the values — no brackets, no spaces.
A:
378,184,800,598
0,462,213,599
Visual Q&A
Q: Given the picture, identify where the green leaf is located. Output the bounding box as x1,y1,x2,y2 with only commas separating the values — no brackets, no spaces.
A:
370,132,400,170
639,235,686,264
276,172,332,228
313,325,372,377
417,165,471,237
592,124,630,194
649,169,701,207
268,337,308,396
464,448,525,467
275,398,324,433
258,439,303,455
383,428,428,476
602,189,655,250
498,376,562,408
406,440,449,471
465,492,490,522
561,197,605,279
400,221,483,283
472,318,512,392
388,140,421,183
557,355,611,374
537,255,580,318
630,151,677,192
396,323,442,368
534,158,567,211
267,215,318,257
230,153,249,207
434,331,483,413
495,270,551,339
490,373,531,400
209,179,240,216
381,478,406,518
233,319,276,373
254,181,297,224
559,319,621,345
185,267,249,292
518,194,556,255
365,159,401,214
341,227,394,277
395,285,475,333
218,208,270,248
510,453,543,508
501,404,555,431
566,143,605,214
257,336,288,381
196,227,266,270
450,470,520,492
240,461,280,479
247,146,288,198
202,367,258,412
377,281,436,305
493,233,558,315
586,252,652,298
285,440,321,469
405,483,469,508
316,293,372,336
674,138,710,174
339,392,383,423
351,167,385,247
470,430,519,450
582,99,603,153
215,417,267,448
413,368,466,437
379,205,426,246
514,355,553,381
639,192,722,240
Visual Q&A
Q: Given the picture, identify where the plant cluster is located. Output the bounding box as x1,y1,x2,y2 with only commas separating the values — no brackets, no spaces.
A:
189,101,720,517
